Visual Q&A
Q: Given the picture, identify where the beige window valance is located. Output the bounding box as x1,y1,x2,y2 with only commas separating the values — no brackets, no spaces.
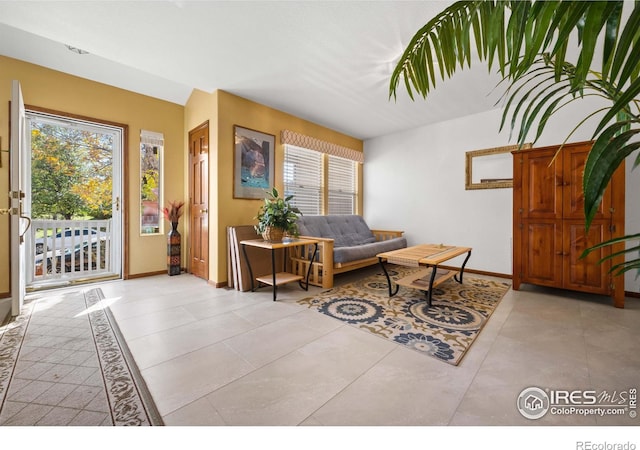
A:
281,130,364,163
140,129,164,146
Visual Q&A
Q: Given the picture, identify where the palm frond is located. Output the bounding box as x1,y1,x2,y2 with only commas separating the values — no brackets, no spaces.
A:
391,0,640,279
390,1,626,101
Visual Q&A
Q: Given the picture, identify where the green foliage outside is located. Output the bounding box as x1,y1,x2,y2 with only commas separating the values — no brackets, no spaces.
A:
31,121,113,220
140,143,160,203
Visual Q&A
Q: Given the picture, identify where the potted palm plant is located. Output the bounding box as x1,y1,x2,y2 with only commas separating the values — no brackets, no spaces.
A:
254,187,301,242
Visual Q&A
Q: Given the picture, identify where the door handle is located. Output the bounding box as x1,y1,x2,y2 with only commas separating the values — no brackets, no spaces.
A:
4,191,31,243
18,196,31,244
200,209,208,214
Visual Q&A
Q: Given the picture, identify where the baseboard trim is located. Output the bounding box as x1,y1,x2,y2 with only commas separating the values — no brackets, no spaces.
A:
126,270,168,279
208,280,228,288
625,290,640,298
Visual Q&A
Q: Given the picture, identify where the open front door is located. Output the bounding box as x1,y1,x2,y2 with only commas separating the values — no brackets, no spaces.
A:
10,80,30,316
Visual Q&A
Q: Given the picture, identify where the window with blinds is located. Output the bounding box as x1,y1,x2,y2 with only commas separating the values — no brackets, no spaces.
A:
284,144,358,215
328,155,357,215
283,145,322,215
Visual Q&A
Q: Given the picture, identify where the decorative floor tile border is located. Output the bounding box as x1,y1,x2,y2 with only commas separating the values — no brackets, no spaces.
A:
84,288,163,426
0,300,35,412
0,289,163,426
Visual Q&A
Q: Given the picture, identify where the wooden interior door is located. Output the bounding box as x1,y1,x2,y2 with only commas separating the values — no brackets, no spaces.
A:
188,121,209,280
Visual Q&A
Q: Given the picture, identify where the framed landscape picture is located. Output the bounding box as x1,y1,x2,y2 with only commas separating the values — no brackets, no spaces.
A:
233,125,275,199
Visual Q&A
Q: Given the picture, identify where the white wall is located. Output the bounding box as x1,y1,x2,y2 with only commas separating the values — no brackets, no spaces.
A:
364,102,640,293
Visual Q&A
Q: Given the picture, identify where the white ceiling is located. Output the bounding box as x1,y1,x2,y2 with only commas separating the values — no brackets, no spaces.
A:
0,0,504,140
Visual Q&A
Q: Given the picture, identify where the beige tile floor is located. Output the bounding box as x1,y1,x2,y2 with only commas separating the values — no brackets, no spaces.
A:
3,266,640,430
96,267,640,427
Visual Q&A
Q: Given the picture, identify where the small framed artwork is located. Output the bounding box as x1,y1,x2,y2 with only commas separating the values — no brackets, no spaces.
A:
234,125,275,199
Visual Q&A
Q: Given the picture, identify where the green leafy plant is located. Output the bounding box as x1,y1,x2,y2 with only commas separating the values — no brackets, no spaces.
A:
254,187,302,237
389,0,640,276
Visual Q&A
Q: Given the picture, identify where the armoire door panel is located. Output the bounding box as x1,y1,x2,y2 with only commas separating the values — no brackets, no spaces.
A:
522,150,562,219
522,220,563,287
563,221,611,294
563,144,611,220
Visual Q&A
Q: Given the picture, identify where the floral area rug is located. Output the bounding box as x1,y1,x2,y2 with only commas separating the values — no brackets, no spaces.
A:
298,266,510,365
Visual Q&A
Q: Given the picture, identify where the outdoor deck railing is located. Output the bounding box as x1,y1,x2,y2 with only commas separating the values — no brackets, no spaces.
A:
29,219,112,284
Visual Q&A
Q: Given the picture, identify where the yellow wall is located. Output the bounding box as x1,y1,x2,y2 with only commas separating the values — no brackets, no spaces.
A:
1,57,362,295
185,90,363,285
0,56,184,294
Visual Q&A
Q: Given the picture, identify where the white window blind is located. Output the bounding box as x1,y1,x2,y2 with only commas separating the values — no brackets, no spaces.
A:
328,155,357,215
284,145,322,215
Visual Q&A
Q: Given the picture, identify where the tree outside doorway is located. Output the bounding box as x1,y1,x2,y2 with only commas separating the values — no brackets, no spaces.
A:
31,121,113,221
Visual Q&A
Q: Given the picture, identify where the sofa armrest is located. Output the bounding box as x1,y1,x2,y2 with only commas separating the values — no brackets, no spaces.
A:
371,229,404,241
291,235,335,289
298,235,334,268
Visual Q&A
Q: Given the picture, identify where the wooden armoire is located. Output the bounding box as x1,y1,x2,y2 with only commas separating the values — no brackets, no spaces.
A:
512,141,626,308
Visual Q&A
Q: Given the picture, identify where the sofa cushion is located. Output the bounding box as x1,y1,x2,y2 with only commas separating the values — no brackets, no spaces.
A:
333,232,376,247
297,215,375,247
333,237,408,264
296,215,407,264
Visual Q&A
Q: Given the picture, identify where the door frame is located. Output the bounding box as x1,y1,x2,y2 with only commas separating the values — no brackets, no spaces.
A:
24,104,130,282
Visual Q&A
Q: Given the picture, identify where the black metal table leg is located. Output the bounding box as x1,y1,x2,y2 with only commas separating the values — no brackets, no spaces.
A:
299,242,318,291
454,250,472,283
271,248,277,301
242,243,256,292
425,264,439,308
378,257,399,297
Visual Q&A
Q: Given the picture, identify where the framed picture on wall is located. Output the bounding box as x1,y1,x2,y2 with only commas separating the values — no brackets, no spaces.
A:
233,125,275,199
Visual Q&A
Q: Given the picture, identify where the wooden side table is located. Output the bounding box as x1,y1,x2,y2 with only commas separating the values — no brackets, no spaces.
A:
240,238,319,301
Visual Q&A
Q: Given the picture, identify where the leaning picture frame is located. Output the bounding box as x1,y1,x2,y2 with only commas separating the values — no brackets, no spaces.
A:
233,125,275,199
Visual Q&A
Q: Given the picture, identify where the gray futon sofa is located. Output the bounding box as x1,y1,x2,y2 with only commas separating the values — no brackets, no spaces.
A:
289,215,407,288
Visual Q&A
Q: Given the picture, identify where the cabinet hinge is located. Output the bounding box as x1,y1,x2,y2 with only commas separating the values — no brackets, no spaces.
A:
610,207,615,213
519,223,523,229
610,283,615,291
610,224,616,233
519,208,523,214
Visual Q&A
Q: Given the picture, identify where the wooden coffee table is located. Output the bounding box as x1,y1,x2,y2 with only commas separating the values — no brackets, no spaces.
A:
377,244,472,307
